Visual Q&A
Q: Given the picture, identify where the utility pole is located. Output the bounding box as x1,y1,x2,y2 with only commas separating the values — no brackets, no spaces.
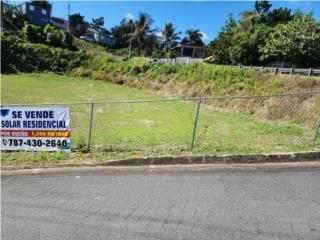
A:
0,1,3,31
67,3,70,31
129,38,132,59
128,20,133,59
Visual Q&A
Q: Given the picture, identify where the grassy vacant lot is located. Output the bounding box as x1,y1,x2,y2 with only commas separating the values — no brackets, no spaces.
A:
1,73,318,166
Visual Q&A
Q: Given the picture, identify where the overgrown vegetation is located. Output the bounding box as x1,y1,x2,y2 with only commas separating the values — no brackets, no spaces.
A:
208,2,320,67
2,23,319,97
1,34,86,73
22,23,75,50
72,59,320,97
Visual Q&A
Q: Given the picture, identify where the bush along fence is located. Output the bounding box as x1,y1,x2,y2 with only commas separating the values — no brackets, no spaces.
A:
144,57,320,76
2,92,320,158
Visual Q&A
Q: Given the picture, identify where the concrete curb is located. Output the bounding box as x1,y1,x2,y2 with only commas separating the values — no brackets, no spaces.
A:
3,162,320,176
2,151,319,171
102,152,320,166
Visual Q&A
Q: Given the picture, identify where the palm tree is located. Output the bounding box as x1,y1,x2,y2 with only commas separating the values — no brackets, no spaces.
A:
161,22,181,53
127,12,155,56
182,29,204,46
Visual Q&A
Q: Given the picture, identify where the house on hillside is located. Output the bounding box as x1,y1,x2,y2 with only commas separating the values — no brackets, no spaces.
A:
174,44,208,58
18,2,51,26
83,28,116,47
50,17,69,30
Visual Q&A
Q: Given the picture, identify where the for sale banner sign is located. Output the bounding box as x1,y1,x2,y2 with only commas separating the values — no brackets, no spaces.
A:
0,107,71,152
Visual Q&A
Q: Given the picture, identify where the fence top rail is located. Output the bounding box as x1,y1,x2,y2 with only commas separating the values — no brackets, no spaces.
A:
1,91,320,107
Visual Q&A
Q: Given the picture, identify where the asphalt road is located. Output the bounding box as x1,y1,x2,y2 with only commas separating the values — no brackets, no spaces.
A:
2,168,320,240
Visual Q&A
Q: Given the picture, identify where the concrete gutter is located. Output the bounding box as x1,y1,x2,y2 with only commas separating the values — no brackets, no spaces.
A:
2,151,319,172
101,151,320,166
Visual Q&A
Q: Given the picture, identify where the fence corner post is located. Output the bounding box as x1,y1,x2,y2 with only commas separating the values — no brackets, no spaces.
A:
191,98,202,151
87,103,95,152
311,116,320,146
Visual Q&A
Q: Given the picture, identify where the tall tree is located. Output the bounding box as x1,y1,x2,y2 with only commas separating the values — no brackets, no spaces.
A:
229,25,272,65
238,10,256,32
127,12,155,55
31,0,51,9
254,0,272,25
111,18,135,48
254,0,271,14
181,29,204,46
266,7,293,26
208,0,320,67
208,13,236,64
90,17,104,31
261,14,320,67
69,13,88,36
160,22,181,53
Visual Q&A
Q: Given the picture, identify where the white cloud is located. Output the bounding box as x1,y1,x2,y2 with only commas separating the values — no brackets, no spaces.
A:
155,31,163,38
200,32,209,41
125,12,134,20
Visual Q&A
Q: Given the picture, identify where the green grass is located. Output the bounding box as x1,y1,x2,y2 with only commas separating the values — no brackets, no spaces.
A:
1,73,160,103
1,73,318,166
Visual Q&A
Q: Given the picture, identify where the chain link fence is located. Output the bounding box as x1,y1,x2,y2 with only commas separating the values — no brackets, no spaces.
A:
2,92,320,158
197,93,320,155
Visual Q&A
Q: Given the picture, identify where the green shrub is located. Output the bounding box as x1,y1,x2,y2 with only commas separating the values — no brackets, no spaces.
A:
21,23,76,50
44,24,75,50
1,34,87,73
128,59,150,75
22,22,45,44
62,31,74,50
72,66,92,77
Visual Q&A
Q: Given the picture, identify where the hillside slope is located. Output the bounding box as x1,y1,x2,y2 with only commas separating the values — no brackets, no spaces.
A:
72,59,320,98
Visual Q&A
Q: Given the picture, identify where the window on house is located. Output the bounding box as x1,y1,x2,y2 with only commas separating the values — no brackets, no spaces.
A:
42,9,47,15
29,5,34,11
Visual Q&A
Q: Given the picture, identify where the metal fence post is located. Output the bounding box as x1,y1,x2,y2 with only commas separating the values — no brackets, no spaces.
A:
191,98,202,150
309,68,313,77
87,103,94,152
311,116,320,146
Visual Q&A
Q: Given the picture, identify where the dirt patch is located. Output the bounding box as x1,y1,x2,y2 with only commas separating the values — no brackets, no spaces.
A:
136,119,157,127
96,108,104,114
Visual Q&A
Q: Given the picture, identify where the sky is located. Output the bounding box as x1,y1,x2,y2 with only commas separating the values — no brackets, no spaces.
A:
12,1,320,43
